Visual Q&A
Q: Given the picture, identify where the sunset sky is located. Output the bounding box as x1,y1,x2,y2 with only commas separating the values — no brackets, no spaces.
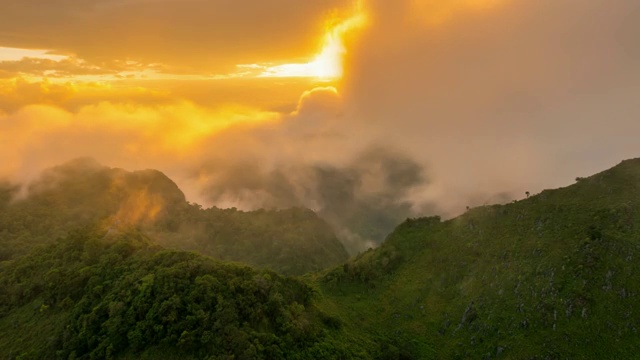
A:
1,0,639,220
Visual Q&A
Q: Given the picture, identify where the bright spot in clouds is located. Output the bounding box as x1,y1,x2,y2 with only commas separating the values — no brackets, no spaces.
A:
257,5,368,79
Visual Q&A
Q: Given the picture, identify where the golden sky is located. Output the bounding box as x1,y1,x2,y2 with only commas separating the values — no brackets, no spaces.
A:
1,0,640,225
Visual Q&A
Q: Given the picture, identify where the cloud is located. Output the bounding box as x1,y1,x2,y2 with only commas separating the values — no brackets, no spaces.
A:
0,100,279,187
176,87,435,253
0,0,353,73
0,57,116,78
2,0,640,254
338,0,640,211
294,87,341,116
191,146,431,254
0,76,337,113
0,83,432,253
0,78,173,112
0,79,77,110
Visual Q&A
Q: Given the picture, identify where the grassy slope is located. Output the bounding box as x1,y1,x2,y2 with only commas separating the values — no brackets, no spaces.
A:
315,159,640,359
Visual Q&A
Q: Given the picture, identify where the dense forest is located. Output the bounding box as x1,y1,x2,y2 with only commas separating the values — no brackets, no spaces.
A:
0,227,355,359
3,158,640,358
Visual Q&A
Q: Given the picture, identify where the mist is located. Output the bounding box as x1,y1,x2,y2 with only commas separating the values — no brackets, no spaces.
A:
341,0,640,209
2,0,640,252
193,146,433,253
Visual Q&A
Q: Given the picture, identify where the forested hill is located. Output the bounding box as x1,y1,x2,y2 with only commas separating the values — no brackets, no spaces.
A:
4,158,640,358
0,227,355,359
0,158,348,275
314,158,640,359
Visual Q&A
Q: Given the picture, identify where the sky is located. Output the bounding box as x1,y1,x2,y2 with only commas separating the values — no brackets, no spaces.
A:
1,0,639,251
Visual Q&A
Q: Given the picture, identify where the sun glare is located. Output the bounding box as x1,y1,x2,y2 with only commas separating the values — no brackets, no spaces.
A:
259,4,368,80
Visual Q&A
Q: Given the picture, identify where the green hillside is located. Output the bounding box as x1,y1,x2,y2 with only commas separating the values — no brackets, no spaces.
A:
3,158,640,359
150,205,348,277
315,158,640,359
0,158,348,275
0,227,356,359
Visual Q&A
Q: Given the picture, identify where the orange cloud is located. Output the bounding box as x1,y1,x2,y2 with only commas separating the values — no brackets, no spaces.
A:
0,78,174,112
0,76,340,114
0,100,279,186
410,0,507,25
2,0,639,247
294,87,341,115
0,0,354,74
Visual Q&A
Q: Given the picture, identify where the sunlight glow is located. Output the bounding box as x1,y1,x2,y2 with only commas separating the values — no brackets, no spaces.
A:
259,4,368,80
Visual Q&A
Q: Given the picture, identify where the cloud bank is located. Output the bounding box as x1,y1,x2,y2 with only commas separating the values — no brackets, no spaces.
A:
2,0,640,252
341,0,640,208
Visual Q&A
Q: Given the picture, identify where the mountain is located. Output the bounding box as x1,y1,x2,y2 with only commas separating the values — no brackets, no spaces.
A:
3,158,640,359
0,158,348,275
314,158,640,358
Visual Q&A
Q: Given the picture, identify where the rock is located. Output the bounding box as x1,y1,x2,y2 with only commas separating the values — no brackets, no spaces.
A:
619,288,627,299
604,270,614,292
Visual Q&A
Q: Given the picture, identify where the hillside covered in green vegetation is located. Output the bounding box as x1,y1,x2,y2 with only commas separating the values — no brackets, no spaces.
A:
3,158,640,359
0,227,355,359
315,158,640,359
0,158,348,275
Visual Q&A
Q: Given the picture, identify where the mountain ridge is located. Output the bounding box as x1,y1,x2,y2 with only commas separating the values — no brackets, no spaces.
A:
0,158,348,275
313,157,640,359
2,157,640,358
